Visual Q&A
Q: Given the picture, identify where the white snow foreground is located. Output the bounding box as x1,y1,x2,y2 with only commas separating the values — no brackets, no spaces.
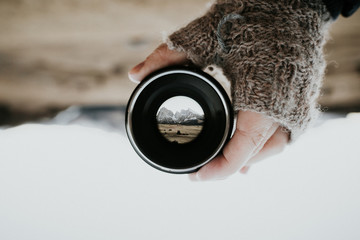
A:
0,114,360,240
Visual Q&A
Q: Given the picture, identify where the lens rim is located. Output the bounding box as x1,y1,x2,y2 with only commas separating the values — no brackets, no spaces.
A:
126,66,233,174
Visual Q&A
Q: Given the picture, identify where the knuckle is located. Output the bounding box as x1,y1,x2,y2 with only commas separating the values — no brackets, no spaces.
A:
236,128,266,149
155,45,169,57
222,151,244,175
147,46,165,61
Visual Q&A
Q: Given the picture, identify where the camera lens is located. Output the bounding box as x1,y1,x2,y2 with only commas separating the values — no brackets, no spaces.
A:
126,66,233,174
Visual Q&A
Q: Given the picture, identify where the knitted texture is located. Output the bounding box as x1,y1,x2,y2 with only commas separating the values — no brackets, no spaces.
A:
167,0,332,140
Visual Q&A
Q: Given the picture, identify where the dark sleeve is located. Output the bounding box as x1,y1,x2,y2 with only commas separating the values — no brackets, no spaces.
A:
322,0,360,19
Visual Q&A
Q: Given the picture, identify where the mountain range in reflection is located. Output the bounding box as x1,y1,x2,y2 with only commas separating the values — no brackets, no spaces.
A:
157,107,204,125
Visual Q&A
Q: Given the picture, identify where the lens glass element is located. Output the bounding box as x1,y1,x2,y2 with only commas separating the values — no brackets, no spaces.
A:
156,96,204,144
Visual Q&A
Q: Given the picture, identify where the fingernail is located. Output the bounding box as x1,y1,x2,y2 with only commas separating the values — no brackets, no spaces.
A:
196,171,205,181
128,72,140,84
188,172,199,181
188,171,203,181
240,166,250,174
128,61,145,83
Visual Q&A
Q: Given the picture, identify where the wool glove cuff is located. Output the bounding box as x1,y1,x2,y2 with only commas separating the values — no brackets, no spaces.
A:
167,0,332,140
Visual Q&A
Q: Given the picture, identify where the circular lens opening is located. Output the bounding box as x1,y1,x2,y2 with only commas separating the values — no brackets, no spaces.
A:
156,96,204,144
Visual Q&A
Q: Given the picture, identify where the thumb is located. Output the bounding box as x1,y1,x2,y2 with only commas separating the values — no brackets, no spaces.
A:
128,43,188,83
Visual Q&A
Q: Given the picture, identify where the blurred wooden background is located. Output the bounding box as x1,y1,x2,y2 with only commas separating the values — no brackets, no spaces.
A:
0,0,359,124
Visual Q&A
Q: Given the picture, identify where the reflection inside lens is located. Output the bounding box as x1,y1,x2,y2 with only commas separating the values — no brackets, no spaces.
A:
156,96,204,144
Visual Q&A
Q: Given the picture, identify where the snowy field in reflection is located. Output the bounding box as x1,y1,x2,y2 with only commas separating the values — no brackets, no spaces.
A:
0,111,359,240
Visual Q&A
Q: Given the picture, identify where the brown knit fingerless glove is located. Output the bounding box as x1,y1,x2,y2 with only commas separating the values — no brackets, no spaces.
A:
167,0,332,140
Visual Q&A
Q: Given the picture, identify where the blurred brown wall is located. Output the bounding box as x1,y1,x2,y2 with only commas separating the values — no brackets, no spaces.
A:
0,0,359,122
320,11,360,110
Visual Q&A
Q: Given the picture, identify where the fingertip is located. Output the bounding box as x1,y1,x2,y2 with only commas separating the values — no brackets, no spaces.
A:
128,44,188,84
128,61,145,83
197,153,245,180
128,72,141,84
188,172,200,181
195,169,207,181
194,157,224,181
188,167,211,181
239,166,250,174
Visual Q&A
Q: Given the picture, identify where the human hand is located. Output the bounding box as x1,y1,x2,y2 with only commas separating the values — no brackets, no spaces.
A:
165,0,331,142
129,44,289,180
